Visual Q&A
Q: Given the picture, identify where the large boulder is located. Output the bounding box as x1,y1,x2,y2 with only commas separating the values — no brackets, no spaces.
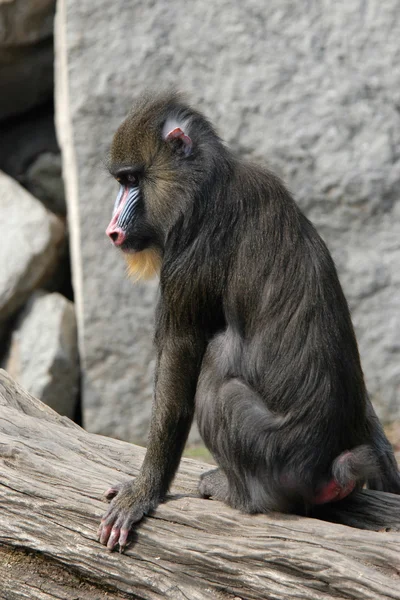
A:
55,0,400,442
0,0,55,120
5,291,79,418
0,171,65,325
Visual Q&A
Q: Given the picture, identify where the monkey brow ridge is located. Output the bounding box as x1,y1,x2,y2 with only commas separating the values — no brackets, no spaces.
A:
109,163,145,178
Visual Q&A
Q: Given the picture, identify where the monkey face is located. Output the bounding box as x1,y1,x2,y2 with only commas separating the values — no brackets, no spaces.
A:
106,171,153,252
106,166,163,280
106,93,223,280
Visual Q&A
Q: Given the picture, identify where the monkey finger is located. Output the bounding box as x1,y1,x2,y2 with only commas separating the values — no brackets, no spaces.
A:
98,507,120,543
107,526,122,551
98,522,113,545
104,485,121,501
118,527,130,553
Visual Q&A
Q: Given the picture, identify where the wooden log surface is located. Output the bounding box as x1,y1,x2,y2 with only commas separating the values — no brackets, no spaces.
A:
0,369,399,600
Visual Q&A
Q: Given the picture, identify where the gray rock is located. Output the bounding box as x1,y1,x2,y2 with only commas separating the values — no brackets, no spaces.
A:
0,107,59,182
0,1,55,120
0,0,55,45
0,171,65,323
25,152,66,215
5,291,79,418
0,106,65,213
55,0,400,441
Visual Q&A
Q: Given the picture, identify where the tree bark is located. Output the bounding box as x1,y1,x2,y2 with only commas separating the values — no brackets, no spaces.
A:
0,369,399,600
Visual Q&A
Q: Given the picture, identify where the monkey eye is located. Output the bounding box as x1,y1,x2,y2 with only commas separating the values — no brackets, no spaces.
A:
126,173,138,186
115,172,138,187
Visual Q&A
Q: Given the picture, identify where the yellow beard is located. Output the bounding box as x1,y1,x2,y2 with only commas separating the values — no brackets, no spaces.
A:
124,248,162,281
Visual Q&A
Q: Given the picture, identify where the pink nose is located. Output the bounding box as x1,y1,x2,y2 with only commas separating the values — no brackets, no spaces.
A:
106,225,126,246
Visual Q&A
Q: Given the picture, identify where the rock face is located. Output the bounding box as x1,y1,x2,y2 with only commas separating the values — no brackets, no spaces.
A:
0,105,59,182
5,291,79,418
0,0,55,120
24,152,66,215
0,0,54,45
56,0,400,442
0,103,65,215
0,171,65,324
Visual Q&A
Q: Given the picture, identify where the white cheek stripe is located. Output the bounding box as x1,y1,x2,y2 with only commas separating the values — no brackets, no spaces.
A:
113,186,125,215
117,188,140,228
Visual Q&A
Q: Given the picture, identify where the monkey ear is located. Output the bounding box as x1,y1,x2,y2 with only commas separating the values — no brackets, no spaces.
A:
164,126,193,157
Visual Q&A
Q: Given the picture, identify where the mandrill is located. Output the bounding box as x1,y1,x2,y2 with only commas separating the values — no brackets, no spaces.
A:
99,92,400,552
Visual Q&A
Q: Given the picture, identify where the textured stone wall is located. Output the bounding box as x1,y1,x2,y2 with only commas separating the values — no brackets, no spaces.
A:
56,0,400,442
0,0,55,119
0,1,78,420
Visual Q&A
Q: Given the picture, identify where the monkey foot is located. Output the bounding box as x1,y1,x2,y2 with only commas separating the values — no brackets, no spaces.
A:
98,481,148,552
199,468,229,502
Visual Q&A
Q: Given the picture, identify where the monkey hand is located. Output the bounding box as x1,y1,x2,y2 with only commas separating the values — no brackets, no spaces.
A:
98,480,157,552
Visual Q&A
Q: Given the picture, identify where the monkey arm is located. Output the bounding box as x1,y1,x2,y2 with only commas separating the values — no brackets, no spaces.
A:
140,334,203,496
98,331,205,552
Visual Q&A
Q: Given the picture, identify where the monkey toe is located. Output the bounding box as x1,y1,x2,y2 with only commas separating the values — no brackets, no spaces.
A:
198,478,212,498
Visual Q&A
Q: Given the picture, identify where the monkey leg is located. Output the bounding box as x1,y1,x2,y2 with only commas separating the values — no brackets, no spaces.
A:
197,351,290,514
366,398,400,493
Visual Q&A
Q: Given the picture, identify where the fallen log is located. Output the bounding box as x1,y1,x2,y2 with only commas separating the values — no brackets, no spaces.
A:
0,369,399,600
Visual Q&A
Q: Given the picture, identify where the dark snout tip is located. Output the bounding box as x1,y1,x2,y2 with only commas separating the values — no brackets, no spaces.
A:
106,226,126,247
